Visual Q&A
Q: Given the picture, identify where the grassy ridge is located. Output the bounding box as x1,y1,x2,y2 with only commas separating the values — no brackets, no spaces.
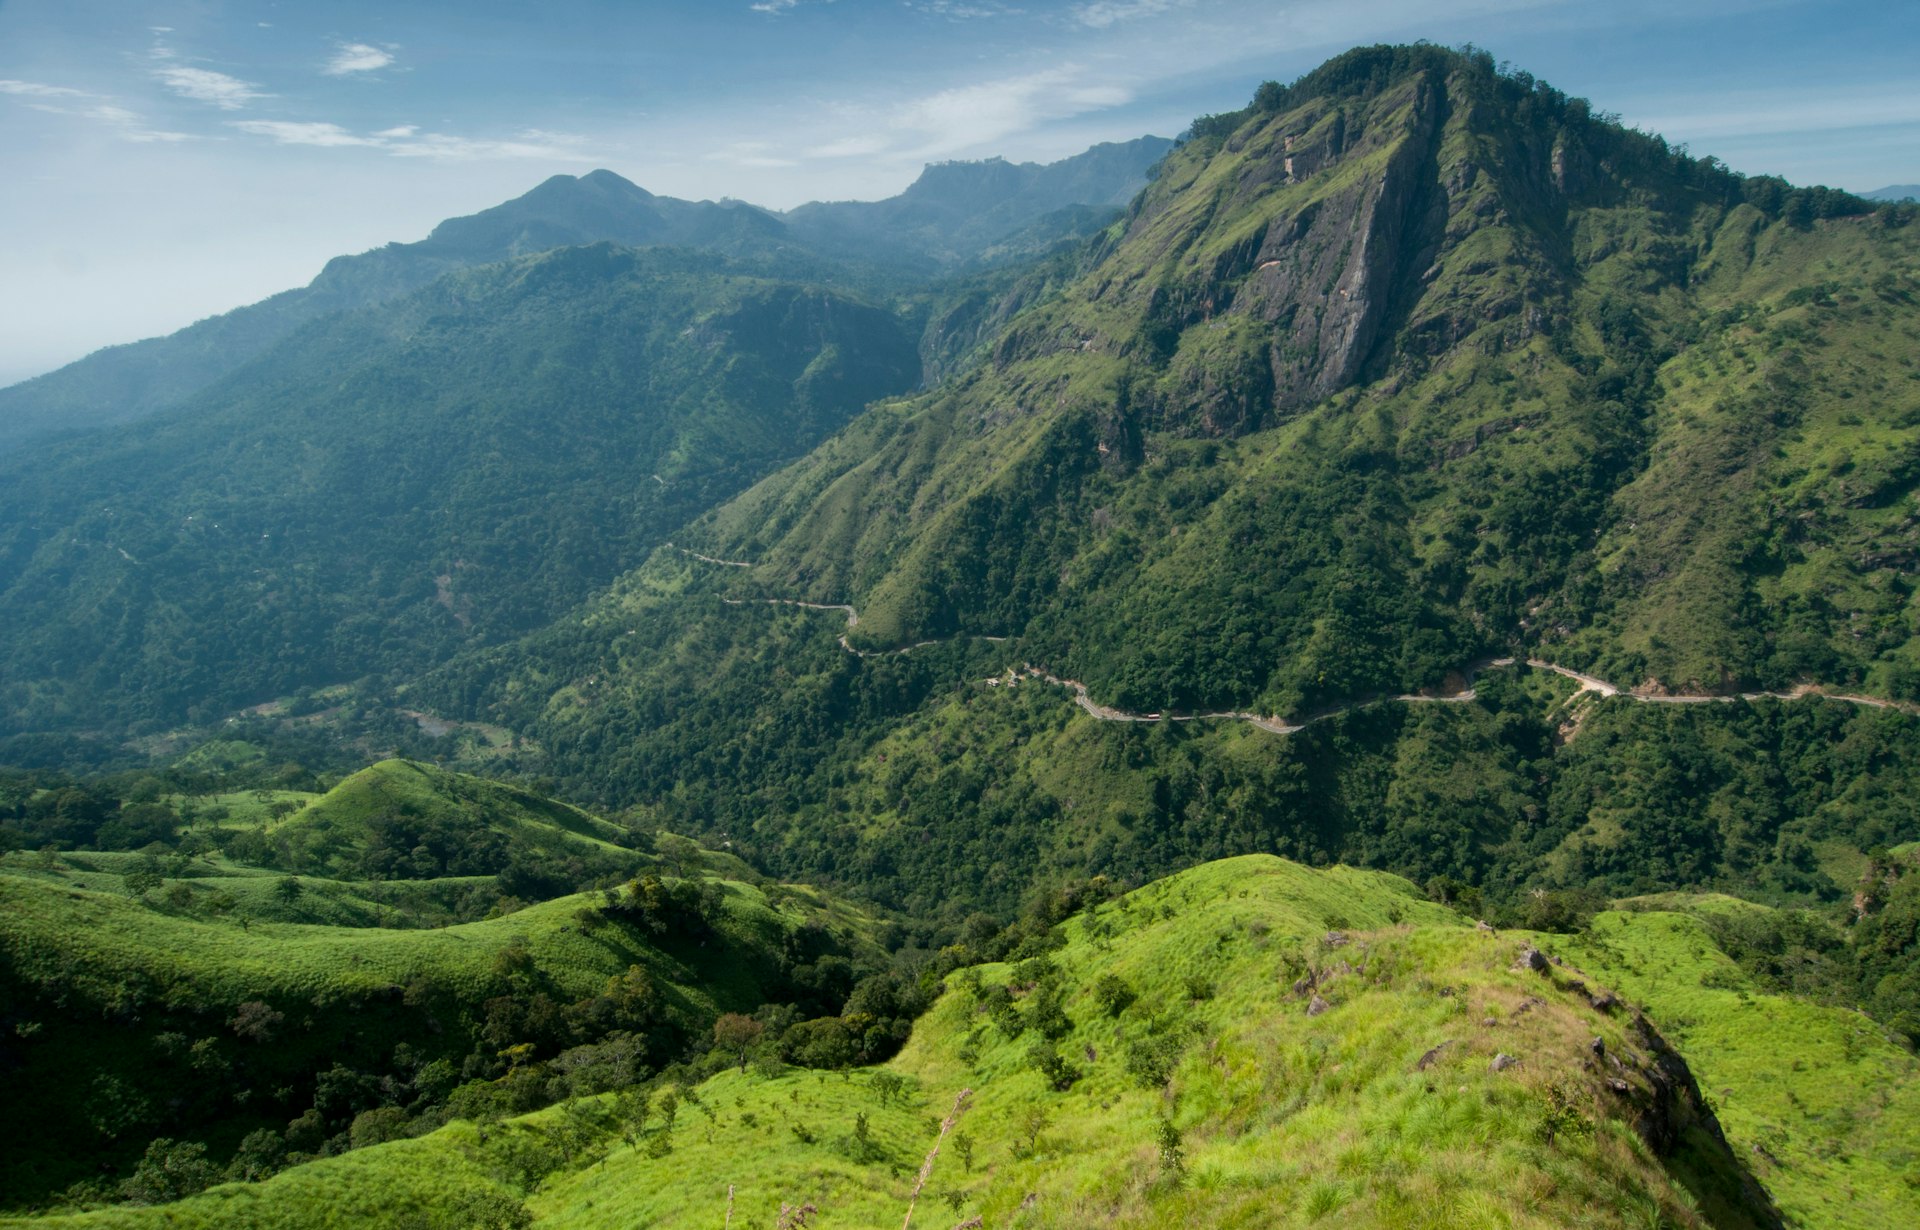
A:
6,856,1784,1229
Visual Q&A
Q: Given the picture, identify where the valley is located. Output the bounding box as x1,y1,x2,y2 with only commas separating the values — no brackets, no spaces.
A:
1,40,1916,1230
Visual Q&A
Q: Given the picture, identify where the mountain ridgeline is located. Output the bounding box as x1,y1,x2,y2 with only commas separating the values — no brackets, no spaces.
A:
0,142,1172,451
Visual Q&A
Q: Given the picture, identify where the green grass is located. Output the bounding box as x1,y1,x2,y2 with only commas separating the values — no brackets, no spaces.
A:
1556,901,1920,1230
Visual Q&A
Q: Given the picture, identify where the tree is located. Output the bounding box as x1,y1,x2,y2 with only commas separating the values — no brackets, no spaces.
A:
229,1000,285,1043
274,876,303,905
120,1138,217,1205
712,1012,764,1072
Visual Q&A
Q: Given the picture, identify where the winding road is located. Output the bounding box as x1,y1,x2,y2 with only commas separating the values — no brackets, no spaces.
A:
680,547,1916,734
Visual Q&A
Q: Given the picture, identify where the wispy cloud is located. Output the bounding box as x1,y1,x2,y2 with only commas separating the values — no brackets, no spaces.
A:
807,135,890,158
155,64,268,109
230,119,596,161
324,43,396,76
390,131,597,161
908,1,1023,16
0,79,90,99
148,34,268,109
890,65,1130,158
749,0,801,13
1,79,195,142
1072,0,1191,28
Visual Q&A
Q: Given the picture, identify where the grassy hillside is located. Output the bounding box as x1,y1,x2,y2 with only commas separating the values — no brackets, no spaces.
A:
0,823,883,1212
222,758,645,883
1559,898,1920,1229
5,856,1789,1229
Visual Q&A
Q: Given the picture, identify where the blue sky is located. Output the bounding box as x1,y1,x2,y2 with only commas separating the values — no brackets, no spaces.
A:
2,0,1916,385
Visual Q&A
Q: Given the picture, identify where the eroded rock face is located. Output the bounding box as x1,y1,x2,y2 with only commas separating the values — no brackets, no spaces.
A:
1612,1015,1786,1229
1235,76,1443,416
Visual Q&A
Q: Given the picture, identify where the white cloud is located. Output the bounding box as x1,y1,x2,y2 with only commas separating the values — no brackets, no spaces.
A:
908,1,1022,16
231,120,384,148
388,132,597,161
1072,0,1190,28
749,0,801,13
155,64,267,110
228,119,596,162
325,43,396,76
0,80,89,98
890,65,1131,158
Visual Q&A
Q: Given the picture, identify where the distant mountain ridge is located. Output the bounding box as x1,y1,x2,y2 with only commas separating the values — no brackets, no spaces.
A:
1866,184,1920,202
784,135,1177,267
0,139,1172,451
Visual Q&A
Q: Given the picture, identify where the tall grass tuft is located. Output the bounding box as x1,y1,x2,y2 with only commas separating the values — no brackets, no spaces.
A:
901,1088,974,1230
775,1200,818,1229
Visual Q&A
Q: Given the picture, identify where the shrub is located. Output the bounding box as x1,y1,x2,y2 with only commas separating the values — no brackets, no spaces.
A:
1026,1042,1080,1091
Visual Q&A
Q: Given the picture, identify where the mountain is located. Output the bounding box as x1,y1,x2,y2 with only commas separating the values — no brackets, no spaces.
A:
0,141,1173,453
1865,184,1920,202
0,172,799,452
2,44,1919,1227
414,44,1920,919
675,46,1910,713
0,244,919,733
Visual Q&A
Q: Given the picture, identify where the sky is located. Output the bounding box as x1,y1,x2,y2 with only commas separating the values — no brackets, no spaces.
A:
2,0,1916,387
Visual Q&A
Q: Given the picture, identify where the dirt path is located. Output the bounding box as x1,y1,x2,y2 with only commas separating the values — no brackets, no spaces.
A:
671,543,752,568
683,552,1916,732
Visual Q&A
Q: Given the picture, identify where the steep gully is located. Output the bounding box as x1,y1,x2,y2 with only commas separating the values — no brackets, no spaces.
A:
674,548,1916,733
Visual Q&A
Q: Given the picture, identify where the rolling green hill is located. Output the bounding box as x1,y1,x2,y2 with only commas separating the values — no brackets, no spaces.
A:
0,822,885,1213
222,758,646,883
1560,897,1920,1229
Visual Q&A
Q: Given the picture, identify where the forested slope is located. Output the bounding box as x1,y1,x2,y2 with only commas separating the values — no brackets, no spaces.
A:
0,246,918,732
